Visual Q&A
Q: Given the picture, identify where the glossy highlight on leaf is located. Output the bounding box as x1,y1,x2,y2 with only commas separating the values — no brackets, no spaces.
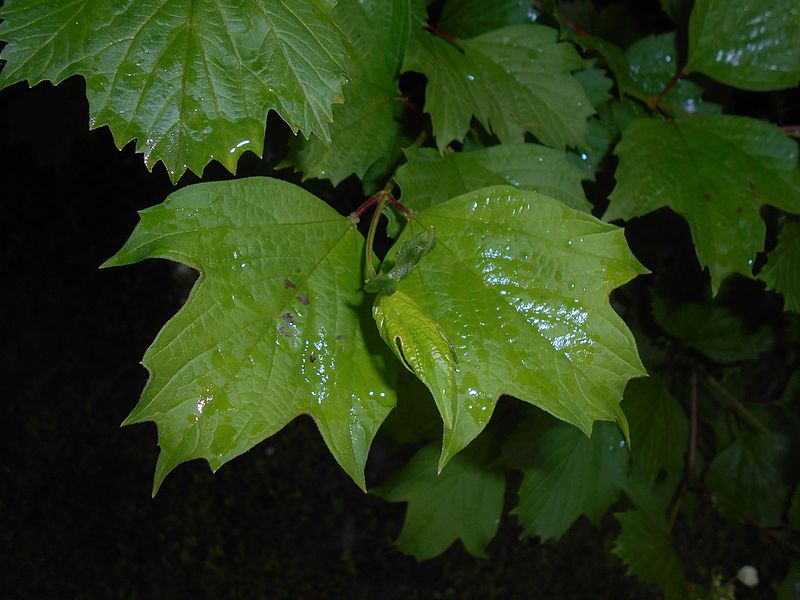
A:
373,291,458,430
391,185,647,467
688,0,800,91
0,0,349,182
103,177,396,492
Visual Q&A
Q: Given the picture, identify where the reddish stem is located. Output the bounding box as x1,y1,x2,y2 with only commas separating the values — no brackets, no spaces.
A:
784,125,800,133
425,24,460,45
563,18,590,38
653,66,689,111
351,191,413,220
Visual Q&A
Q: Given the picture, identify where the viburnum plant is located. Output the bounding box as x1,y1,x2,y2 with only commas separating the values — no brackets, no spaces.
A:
2,0,799,596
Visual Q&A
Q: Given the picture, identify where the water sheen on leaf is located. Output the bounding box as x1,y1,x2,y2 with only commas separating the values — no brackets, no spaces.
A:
103,177,396,492
373,291,458,430
0,0,348,182
390,185,647,467
688,0,800,91
374,443,504,559
607,116,800,293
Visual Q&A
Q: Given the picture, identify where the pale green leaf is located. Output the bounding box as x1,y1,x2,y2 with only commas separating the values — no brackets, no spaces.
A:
652,294,773,363
438,0,535,38
396,144,591,214
759,220,800,312
285,0,409,185
624,377,688,485
103,177,396,492
514,421,629,541
607,116,800,293
391,185,647,467
613,489,687,599
403,25,594,150
706,432,790,525
373,291,458,430
0,0,348,182
374,443,504,559
688,0,800,91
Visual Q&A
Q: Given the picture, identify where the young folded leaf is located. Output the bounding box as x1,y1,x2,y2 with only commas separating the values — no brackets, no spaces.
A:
373,291,458,432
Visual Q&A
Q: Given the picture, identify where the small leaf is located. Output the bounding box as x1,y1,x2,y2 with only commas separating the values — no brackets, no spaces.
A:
574,63,614,108
688,0,800,91
651,294,773,363
514,421,629,541
404,25,594,150
285,0,410,184
759,220,800,312
624,377,688,486
0,0,348,182
777,562,800,600
706,432,790,525
104,177,396,492
613,489,687,599
374,443,505,559
607,116,800,293
373,290,458,430
396,144,591,214
392,185,647,467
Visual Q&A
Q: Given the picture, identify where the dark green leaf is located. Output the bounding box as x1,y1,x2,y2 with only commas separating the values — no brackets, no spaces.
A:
514,421,629,540
652,294,773,363
574,63,614,108
403,25,594,150
759,220,800,312
624,377,688,485
103,177,396,492
607,116,800,293
706,432,790,525
374,443,505,559
285,0,409,185
392,185,647,466
777,562,800,600
688,0,800,91
0,0,348,181
438,0,535,38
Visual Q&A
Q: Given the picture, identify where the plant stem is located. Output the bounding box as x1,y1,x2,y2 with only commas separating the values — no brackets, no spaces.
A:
425,24,461,46
702,371,769,433
365,194,389,279
689,367,697,481
652,66,689,111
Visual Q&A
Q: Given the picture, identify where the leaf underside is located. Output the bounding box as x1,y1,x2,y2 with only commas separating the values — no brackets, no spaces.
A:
104,177,396,492
0,0,348,182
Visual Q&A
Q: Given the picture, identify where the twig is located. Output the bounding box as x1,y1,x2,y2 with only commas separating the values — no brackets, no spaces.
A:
652,66,689,112
425,24,460,45
701,370,769,433
689,366,698,481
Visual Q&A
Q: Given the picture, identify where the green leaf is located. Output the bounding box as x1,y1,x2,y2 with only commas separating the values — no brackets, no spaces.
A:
688,0,800,91
706,432,790,525
396,144,591,214
624,377,688,485
103,177,396,492
391,185,647,467
367,226,437,293
625,32,721,118
374,443,505,559
777,562,800,600
0,0,348,182
607,116,800,293
438,0,535,38
373,290,458,430
574,63,614,108
651,294,773,363
403,25,594,150
284,0,409,185
514,421,629,541
759,220,800,312
613,489,687,599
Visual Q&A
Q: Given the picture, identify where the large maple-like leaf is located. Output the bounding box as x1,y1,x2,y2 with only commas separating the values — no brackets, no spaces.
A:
607,116,800,293
0,0,348,181
403,24,594,151
688,0,800,91
390,185,647,467
103,177,396,492
284,0,409,185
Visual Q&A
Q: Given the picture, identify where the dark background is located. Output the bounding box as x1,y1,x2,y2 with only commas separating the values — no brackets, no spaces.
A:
2,7,797,596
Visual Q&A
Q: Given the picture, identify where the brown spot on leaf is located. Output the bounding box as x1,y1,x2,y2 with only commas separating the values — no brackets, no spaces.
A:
736,206,743,213
280,312,295,325
309,355,316,363
297,295,309,305
335,334,344,341
704,192,713,202
277,326,292,337
284,278,297,289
